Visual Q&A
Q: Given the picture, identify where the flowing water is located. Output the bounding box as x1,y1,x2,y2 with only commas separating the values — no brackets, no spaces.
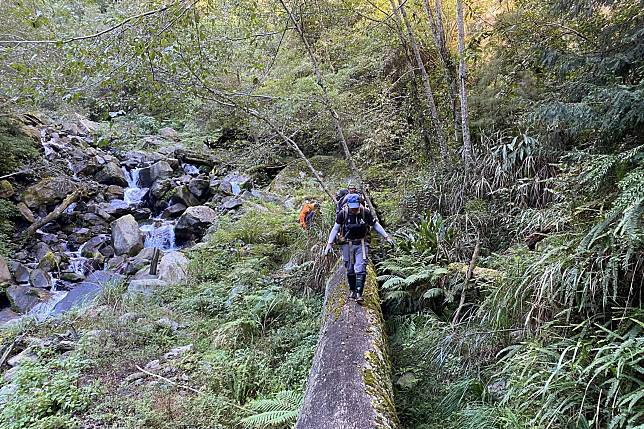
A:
122,167,149,205
140,218,177,251
14,135,184,323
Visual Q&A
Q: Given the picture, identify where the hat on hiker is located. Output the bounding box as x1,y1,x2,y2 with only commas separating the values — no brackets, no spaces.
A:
346,193,361,209
347,180,358,190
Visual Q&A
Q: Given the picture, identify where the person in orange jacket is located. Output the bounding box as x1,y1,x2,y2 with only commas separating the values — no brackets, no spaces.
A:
299,200,320,230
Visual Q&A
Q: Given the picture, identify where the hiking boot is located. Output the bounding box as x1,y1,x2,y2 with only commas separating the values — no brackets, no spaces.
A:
356,293,364,304
349,291,357,301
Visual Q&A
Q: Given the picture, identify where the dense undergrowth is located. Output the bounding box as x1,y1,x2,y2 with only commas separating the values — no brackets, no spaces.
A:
0,0,642,427
0,204,330,428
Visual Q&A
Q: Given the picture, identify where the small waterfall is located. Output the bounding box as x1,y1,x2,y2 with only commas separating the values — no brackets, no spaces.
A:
140,219,177,251
64,240,94,279
122,167,148,205
40,128,55,158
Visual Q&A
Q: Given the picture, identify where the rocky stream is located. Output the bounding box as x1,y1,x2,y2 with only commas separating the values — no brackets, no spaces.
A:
0,116,286,327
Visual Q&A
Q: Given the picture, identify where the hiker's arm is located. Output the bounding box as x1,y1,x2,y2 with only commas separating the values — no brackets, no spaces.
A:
327,223,341,244
374,222,394,243
323,223,341,255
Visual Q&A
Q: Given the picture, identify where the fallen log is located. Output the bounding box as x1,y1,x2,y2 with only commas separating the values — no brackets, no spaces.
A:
26,189,83,235
295,263,399,429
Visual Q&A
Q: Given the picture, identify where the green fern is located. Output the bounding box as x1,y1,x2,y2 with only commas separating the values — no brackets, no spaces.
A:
241,390,303,428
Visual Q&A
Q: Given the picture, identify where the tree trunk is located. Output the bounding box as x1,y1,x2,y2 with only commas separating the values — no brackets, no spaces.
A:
278,0,357,174
279,0,380,218
456,0,473,162
396,0,449,160
295,264,399,429
387,0,433,154
422,0,460,144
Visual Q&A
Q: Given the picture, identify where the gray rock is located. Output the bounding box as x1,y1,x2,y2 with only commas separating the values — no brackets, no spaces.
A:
8,349,38,367
156,317,179,331
161,203,186,219
131,208,152,221
175,205,217,241
284,196,297,210
250,189,284,205
60,272,85,282
219,172,251,196
487,379,508,402
159,127,179,140
0,366,18,382
188,177,210,199
118,312,140,324
29,269,52,289
11,262,29,283
149,178,172,200
35,239,56,255
157,251,189,284
221,197,243,211
77,117,99,134
22,176,78,209
100,200,130,218
95,162,128,187
0,308,20,325
111,215,144,256
105,185,125,200
139,161,174,187
107,255,126,271
127,278,168,296
163,344,193,360
52,271,123,315
0,256,12,284
81,235,109,257
135,247,157,261
6,285,51,313
37,251,60,272
171,185,200,207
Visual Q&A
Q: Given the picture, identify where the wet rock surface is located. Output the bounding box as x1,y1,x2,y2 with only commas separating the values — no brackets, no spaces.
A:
0,116,288,325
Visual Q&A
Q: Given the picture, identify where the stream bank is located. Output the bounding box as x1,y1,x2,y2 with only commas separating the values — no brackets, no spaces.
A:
0,115,288,326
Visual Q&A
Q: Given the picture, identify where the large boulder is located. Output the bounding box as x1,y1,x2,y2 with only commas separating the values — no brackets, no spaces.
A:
149,178,172,200
171,185,200,207
188,177,210,199
6,285,51,313
159,127,179,140
0,256,12,284
0,180,14,199
157,251,189,283
11,262,30,284
161,203,187,219
219,172,251,196
95,162,128,187
22,177,78,209
175,205,217,242
81,235,110,257
127,278,168,297
111,214,144,256
139,161,174,187
29,269,52,289
36,252,60,273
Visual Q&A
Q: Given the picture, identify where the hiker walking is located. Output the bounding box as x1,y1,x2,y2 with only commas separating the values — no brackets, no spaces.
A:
299,200,320,230
323,193,394,303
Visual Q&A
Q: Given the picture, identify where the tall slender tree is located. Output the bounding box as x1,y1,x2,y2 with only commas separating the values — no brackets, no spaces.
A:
422,0,460,144
456,0,473,162
278,0,379,216
386,0,433,152
395,0,449,160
